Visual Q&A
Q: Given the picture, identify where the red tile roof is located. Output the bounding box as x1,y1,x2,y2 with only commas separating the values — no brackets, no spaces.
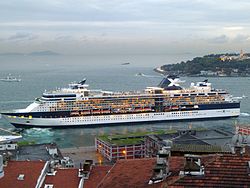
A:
84,165,112,188
42,168,80,188
169,154,250,188
97,158,159,188
0,160,45,188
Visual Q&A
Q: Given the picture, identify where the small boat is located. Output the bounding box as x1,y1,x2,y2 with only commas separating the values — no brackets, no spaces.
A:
121,62,130,65
0,74,21,82
0,135,22,143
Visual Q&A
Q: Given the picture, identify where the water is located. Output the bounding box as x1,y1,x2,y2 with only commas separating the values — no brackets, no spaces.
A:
0,54,249,148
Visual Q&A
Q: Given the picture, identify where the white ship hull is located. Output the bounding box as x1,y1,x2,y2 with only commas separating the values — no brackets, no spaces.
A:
2,108,240,128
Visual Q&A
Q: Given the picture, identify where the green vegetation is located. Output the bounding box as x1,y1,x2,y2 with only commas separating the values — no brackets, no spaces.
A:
17,140,36,146
161,53,250,76
98,128,210,146
110,137,144,145
97,130,178,146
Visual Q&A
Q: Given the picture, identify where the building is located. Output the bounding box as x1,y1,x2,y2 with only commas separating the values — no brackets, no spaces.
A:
95,134,145,161
96,129,233,161
220,50,250,62
145,129,230,157
0,160,46,188
42,168,81,188
236,124,250,135
0,157,103,188
0,143,63,162
83,166,112,188
94,147,250,187
97,158,158,188
169,152,250,187
199,70,217,76
1,146,250,187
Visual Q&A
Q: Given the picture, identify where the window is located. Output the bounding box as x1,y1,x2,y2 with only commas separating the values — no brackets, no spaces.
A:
44,185,54,188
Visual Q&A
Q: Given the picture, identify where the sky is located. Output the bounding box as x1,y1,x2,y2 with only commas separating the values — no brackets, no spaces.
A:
0,0,250,55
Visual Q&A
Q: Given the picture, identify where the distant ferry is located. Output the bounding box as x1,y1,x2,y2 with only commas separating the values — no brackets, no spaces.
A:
0,74,21,82
121,62,130,65
1,76,241,128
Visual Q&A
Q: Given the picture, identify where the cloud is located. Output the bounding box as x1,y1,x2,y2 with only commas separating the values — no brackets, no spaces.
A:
1,0,250,54
54,35,72,41
232,34,250,43
223,26,244,31
7,32,38,41
208,35,229,44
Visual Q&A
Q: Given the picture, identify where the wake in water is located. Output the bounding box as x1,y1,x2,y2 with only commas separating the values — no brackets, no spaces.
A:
23,128,53,137
135,73,162,78
240,113,250,117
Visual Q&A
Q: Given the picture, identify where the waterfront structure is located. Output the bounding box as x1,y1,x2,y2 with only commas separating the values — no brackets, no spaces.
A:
96,129,232,161
1,75,241,128
199,70,217,76
145,130,226,157
95,135,145,161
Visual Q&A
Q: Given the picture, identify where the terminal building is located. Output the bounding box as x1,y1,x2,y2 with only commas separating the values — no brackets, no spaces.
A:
95,134,145,161
96,128,233,161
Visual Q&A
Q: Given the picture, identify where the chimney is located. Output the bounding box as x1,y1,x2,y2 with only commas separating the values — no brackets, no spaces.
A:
180,154,204,176
79,160,93,179
148,146,171,184
231,134,246,155
232,145,245,155
47,161,56,175
0,155,4,178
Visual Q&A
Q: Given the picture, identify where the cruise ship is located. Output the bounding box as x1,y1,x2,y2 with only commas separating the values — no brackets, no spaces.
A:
1,76,240,128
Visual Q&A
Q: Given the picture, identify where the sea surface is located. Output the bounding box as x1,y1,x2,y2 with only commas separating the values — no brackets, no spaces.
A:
0,54,249,148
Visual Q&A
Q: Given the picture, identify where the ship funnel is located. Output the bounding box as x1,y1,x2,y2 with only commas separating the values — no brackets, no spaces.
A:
78,78,87,85
158,75,183,90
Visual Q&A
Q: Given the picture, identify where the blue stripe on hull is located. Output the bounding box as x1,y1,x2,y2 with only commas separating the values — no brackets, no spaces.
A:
198,103,240,110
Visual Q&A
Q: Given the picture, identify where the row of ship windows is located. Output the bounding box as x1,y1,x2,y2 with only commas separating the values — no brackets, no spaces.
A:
62,112,200,122
171,111,198,114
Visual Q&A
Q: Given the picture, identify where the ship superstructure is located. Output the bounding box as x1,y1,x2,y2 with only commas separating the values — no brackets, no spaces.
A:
1,76,240,128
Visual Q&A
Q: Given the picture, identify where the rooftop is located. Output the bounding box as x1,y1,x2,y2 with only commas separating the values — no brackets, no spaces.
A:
84,166,112,188
97,158,158,188
97,130,178,146
0,160,45,188
170,154,250,187
0,143,63,162
89,151,250,187
42,168,80,188
17,143,63,161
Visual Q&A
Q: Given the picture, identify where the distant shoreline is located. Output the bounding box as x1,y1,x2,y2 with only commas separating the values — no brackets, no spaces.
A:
156,53,250,77
153,67,250,77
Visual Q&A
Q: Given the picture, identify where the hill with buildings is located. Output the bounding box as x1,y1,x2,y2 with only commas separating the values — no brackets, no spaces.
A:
160,51,250,77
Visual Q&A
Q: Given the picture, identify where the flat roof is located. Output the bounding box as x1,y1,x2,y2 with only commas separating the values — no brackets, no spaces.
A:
97,130,178,146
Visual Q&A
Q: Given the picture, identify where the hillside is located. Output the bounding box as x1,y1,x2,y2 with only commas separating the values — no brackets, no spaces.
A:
160,53,250,77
